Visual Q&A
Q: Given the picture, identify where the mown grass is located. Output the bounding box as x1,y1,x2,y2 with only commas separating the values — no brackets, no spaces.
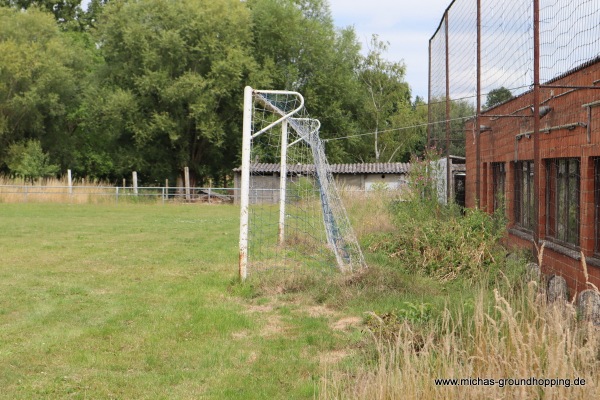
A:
3,192,599,399
0,203,358,399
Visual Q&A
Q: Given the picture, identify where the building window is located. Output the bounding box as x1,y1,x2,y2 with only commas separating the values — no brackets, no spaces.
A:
492,162,506,212
546,158,580,246
514,161,535,231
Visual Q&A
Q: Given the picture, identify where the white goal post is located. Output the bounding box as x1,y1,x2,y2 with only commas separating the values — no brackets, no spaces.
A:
238,86,366,280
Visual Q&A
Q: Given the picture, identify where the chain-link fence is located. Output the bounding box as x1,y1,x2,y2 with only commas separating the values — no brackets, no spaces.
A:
0,185,237,204
429,0,600,205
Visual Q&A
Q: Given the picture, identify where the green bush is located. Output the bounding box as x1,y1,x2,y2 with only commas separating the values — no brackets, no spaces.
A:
6,140,59,183
368,200,507,282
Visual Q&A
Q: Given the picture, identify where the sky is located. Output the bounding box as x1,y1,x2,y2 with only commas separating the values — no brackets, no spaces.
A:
328,0,451,101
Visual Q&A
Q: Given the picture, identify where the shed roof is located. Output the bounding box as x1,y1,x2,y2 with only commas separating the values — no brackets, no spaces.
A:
234,162,411,174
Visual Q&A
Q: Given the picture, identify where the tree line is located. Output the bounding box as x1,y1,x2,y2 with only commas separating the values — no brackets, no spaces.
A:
0,0,429,186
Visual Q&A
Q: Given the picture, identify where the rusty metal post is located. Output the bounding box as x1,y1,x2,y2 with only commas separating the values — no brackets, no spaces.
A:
427,41,432,149
533,0,541,245
476,0,482,208
445,12,451,203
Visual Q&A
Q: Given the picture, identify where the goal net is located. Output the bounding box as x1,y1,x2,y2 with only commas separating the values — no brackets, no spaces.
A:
238,86,366,279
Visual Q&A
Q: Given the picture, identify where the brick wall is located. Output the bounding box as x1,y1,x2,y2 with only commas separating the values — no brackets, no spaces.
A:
465,59,600,295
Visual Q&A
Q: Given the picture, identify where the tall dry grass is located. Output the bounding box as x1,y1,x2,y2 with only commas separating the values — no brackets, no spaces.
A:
0,176,157,204
321,280,600,399
341,187,405,238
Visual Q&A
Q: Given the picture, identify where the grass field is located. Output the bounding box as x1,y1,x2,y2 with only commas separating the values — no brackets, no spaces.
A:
0,203,364,399
2,200,599,399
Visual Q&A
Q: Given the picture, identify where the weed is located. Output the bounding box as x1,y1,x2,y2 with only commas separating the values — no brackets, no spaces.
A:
321,280,600,399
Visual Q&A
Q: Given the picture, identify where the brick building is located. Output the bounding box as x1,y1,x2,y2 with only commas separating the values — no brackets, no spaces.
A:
465,58,600,294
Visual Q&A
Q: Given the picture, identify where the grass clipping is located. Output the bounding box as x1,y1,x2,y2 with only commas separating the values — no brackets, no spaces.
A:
321,282,600,399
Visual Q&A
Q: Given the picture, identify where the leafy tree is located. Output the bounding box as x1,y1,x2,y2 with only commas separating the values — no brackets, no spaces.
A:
94,0,258,185
6,139,59,182
428,97,475,157
248,0,367,163
0,7,97,174
0,0,84,28
79,0,110,30
357,35,413,162
484,86,513,110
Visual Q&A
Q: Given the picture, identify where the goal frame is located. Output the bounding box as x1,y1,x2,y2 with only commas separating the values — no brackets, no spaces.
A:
238,86,365,280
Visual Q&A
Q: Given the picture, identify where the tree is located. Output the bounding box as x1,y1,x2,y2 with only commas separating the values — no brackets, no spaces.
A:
484,86,513,110
248,0,374,163
6,140,59,182
358,35,412,162
0,1,84,28
428,97,475,157
0,7,97,174
95,0,258,184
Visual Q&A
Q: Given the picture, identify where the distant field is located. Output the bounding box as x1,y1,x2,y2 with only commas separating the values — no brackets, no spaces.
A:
0,204,359,399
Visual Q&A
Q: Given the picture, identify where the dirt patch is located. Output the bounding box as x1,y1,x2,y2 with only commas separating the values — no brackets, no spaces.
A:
306,304,336,318
243,303,286,337
246,304,274,313
231,330,249,340
319,349,349,365
331,316,362,331
247,351,258,364
260,314,285,337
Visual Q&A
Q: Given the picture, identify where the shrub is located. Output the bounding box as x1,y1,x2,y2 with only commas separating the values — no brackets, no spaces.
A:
365,194,506,282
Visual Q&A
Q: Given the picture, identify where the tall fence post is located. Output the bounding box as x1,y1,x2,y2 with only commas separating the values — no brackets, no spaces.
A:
132,171,138,195
67,169,73,196
533,0,541,246
445,12,451,203
475,0,482,209
427,41,432,148
184,167,191,201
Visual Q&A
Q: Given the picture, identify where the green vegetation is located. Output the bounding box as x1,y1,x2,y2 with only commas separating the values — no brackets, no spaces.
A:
5,140,60,183
0,0,428,185
316,174,600,399
0,203,343,398
1,192,599,398
484,86,514,110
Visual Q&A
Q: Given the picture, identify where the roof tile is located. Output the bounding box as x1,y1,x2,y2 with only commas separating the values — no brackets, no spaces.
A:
234,162,411,174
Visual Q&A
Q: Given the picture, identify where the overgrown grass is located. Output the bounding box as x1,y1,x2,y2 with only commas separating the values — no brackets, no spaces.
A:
0,176,162,205
316,190,600,399
320,281,600,399
366,200,507,282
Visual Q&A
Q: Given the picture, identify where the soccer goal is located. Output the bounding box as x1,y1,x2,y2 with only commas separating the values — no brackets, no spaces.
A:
238,86,366,280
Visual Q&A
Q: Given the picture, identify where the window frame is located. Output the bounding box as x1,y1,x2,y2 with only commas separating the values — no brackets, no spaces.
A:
546,158,580,247
514,160,535,232
491,162,506,212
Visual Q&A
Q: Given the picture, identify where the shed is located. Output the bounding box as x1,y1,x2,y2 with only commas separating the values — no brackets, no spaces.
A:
233,162,410,204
